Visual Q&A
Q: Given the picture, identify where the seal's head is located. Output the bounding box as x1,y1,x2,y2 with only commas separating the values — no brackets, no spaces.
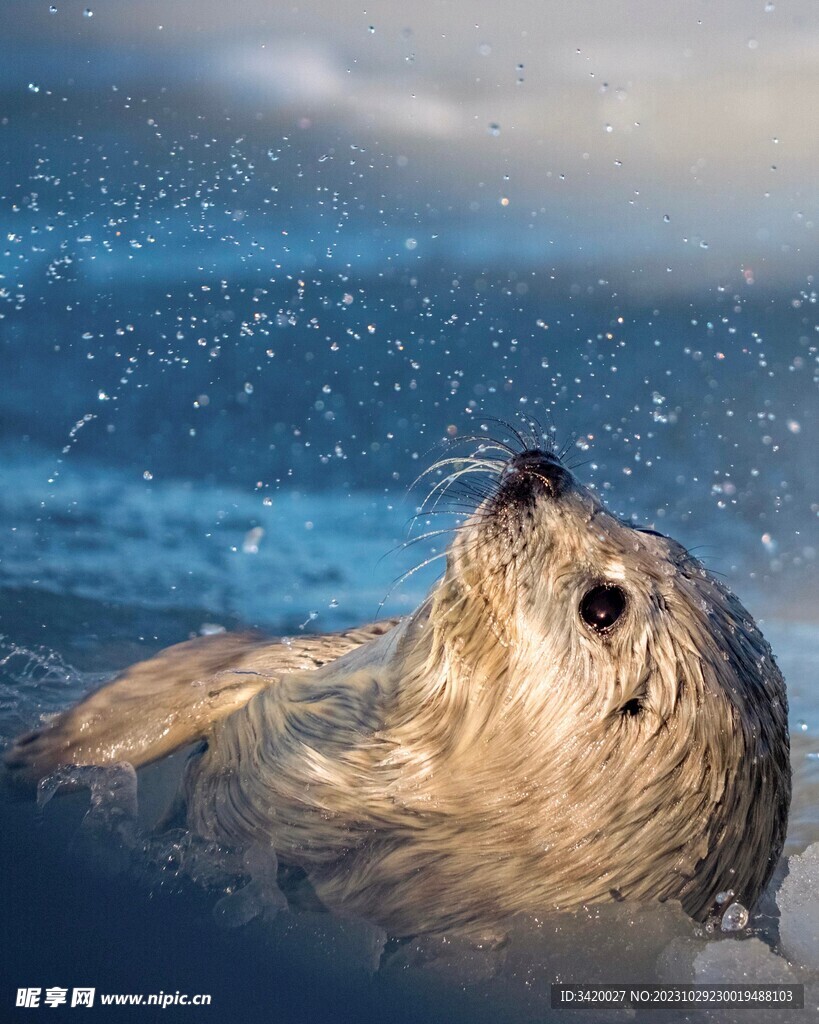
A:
420,442,790,921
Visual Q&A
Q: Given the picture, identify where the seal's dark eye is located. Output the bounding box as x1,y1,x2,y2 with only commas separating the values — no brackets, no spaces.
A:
580,585,627,633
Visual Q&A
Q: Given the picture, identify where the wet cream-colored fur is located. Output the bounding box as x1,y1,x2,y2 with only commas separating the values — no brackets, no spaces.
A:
4,452,790,937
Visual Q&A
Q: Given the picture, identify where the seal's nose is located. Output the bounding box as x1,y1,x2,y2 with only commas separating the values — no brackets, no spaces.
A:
501,448,571,502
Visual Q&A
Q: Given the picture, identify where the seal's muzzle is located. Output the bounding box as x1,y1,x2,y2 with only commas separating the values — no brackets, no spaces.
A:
500,448,572,504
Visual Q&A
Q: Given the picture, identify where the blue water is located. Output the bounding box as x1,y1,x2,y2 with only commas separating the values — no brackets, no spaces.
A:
2,4,819,1017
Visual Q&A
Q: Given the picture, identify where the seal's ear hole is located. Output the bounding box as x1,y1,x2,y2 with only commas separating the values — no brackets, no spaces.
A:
620,698,643,716
579,584,627,633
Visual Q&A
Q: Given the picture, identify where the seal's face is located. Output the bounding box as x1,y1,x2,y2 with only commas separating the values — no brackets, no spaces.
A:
428,446,790,920
443,447,752,717
467,448,699,717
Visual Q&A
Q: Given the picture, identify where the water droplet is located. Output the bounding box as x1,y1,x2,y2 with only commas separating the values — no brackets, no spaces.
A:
605,124,613,133
721,902,749,931
404,237,417,250
487,123,501,136
367,24,375,33
242,527,264,554
715,890,734,905
28,83,40,93
663,214,670,223
49,4,57,12
83,7,93,16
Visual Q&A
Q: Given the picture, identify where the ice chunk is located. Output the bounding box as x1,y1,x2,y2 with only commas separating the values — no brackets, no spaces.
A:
693,939,800,1024
213,878,287,928
694,937,797,985
777,843,819,974
212,844,288,927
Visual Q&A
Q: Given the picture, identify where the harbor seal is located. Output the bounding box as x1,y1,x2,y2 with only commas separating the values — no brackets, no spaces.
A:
4,440,791,937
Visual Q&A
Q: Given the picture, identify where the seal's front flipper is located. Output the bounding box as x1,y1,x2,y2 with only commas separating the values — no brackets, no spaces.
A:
3,632,272,787
3,621,400,790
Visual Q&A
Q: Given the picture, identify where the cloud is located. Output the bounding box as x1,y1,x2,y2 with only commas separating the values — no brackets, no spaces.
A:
223,41,463,139
3,0,817,288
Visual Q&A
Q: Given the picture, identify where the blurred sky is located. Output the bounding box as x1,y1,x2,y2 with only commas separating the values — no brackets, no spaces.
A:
2,0,818,289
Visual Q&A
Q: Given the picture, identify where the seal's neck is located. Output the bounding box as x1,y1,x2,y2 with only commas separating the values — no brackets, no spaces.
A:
390,572,522,732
